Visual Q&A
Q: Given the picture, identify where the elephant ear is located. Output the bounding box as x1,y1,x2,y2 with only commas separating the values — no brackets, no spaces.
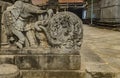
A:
47,12,83,51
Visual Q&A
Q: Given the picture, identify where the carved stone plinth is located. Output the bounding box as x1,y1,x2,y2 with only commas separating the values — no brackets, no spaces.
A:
0,49,81,70
0,56,120,78
0,51,81,78
1,10,83,78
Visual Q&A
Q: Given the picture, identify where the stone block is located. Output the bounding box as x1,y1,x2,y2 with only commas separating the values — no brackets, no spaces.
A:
14,55,81,70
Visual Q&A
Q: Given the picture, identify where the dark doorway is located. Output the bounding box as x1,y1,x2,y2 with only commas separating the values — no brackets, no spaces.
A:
68,8,83,20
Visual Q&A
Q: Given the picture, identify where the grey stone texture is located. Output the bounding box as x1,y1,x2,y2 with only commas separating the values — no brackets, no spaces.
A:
1,1,47,49
0,1,83,77
100,0,120,22
22,70,85,78
1,1,120,78
0,1,12,13
101,0,120,8
0,1,12,45
86,0,120,23
1,25,120,78
0,64,21,78
100,6,120,22
85,63,118,78
15,55,80,70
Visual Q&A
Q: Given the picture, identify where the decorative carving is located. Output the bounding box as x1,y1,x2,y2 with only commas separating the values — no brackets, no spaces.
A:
0,1,83,78
1,1,47,49
47,12,83,50
1,1,83,52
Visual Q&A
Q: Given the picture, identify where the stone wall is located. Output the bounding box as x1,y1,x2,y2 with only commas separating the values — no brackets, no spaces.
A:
101,0,120,7
100,0,120,23
86,0,120,23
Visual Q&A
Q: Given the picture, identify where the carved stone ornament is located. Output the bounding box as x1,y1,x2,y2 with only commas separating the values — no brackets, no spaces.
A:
0,1,83,78
47,12,83,50
1,3,83,54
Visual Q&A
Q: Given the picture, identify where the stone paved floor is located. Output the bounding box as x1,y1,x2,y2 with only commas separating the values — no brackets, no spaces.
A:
81,24,120,71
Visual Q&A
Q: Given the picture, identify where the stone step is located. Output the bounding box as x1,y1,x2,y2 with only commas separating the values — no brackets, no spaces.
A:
85,62,120,78
21,70,85,78
0,55,81,70
20,64,120,78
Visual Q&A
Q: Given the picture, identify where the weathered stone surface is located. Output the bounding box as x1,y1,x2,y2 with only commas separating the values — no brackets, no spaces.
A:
0,54,81,70
0,64,21,78
14,55,81,70
0,49,80,55
0,1,83,78
100,6,120,23
0,1,12,12
101,0,120,8
85,63,118,78
0,55,14,64
22,70,85,78
15,56,40,70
